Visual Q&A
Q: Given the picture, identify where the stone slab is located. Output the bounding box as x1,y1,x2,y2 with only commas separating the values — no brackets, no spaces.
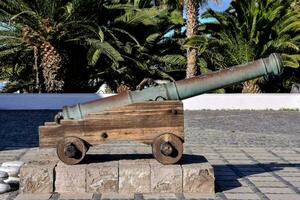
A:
86,162,118,193
182,163,215,193
59,193,93,200
19,156,215,194
19,161,56,194
150,164,182,193
119,163,151,193
101,193,134,200
55,162,86,193
15,193,52,200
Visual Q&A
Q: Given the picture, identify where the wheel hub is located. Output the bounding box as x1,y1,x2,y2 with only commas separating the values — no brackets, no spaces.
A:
160,142,173,156
64,143,78,158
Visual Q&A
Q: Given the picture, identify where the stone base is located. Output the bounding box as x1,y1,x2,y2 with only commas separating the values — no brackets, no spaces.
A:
20,154,215,194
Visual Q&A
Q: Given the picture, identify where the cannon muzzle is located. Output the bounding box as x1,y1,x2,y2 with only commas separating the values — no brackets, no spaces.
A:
61,53,283,120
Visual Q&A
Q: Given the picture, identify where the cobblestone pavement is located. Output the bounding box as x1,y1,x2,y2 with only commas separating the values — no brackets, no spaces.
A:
0,110,300,199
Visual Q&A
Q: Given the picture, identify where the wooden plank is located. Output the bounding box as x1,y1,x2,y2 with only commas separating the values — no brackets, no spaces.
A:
85,101,183,118
39,126,184,148
44,122,57,126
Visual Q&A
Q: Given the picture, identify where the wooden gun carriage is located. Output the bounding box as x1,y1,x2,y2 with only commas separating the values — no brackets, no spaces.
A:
39,54,283,165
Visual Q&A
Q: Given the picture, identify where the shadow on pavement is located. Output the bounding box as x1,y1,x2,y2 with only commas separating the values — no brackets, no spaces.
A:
214,162,300,192
82,154,209,164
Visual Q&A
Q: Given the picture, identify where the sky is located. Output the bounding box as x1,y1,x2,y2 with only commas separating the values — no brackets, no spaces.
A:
206,0,232,12
199,0,232,23
165,0,232,36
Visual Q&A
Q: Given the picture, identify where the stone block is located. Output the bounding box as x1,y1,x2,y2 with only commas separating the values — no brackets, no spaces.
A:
19,156,215,195
86,161,118,193
183,193,216,199
15,194,52,200
119,163,150,193
143,193,177,200
59,193,93,200
150,163,182,193
101,193,134,200
182,163,215,193
19,161,56,194
55,162,86,193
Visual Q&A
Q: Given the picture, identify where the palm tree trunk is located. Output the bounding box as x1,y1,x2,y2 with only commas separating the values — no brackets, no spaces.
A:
185,0,199,78
40,41,65,93
242,79,262,93
33,46,41,93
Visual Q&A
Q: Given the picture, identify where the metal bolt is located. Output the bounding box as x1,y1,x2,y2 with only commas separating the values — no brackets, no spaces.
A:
101,132,108,139
171,109,177,115
161,142,173,156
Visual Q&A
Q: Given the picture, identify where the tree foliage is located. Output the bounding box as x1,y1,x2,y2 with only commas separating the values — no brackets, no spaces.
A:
186,0,300,92
0,0,186,92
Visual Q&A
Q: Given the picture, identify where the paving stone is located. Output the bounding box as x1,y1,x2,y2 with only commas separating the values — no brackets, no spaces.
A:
248,176,278,182
101,193,134,200
281,176,300,182
59,193,93,200
216,180,247,187
55,162,86,193
86,162,118,193
214,171,236,176
273,167,299,172
241,171,271,176
291,182,300,187
221,153,247,157
119,163,150,193
223,186,253,193
213,166,233,172
275,172,300,177
183,193,216,199
182,163,215,193
0,193,10,200
14,194,52,200
224,193,260,200
150,164,182,193
215,148,242,153
119,159,150,165
206,160,226,165
253,181,287,187
265,194,300,200
143,193,176,200
19,161,56,194
259,187,295,194
235,166,265,172
215,175,239,181
20,149,57,163
226,160,254,164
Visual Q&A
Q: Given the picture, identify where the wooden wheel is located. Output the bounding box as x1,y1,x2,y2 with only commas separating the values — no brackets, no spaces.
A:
57,136,87,165
152,133,183,165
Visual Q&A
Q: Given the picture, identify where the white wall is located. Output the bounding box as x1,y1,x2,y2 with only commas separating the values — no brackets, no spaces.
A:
0,94,109,110
183,94,300,110
0,93,299,110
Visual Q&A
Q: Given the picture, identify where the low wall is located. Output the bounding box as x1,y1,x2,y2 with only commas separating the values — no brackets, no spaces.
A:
0,93,299,110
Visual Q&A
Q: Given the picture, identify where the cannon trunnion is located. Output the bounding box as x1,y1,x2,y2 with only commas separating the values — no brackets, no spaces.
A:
39,54,283,165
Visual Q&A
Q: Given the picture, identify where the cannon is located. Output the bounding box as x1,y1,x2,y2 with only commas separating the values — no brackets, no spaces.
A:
39,54,283,165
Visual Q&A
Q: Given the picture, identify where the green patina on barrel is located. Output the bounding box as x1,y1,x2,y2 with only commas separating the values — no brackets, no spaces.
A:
62,53,283,120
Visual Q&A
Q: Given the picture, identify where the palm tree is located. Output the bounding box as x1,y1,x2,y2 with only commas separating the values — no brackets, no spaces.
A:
184,0,199,78
189,0,300,92
0,0,96,92
184,0,220,78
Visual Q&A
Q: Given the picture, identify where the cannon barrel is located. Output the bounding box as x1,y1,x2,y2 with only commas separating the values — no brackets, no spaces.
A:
62,53,283,120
